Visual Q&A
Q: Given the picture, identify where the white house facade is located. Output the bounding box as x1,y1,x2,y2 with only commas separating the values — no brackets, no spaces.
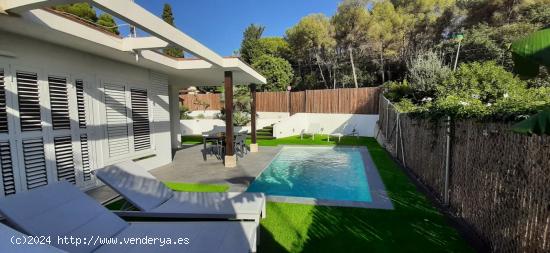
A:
0,0,266,196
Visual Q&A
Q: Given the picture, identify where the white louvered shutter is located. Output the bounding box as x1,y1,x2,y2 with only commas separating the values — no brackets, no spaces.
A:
17,72,42,132
80,134,92,181
75,80,87,129
131,88,150,151
104,84,130,157
53,136,75,184
0,69,7,133
0,70,15,196
150,73,170,133
48,76,71,130
22,138,48,190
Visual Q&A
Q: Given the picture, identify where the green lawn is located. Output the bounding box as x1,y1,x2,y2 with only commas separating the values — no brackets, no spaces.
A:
163,181,229,192
179,135,473,252
182,135,373,146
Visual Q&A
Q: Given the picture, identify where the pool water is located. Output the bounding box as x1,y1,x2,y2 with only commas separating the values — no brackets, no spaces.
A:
247,146,372,203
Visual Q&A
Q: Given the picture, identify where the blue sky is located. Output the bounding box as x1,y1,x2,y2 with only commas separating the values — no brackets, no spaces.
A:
130,0,341,56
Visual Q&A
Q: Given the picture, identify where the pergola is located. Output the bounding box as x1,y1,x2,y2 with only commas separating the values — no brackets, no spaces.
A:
0,0,267,167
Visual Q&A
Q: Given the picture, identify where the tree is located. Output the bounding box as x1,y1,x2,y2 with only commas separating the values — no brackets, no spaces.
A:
286,14,336,88
97,13,119,35
162,4,184,58
258,37,291,59
366,1,409,83
240,24,266,64
53,3,120,35
53,3,97,23
331,0,370,88
251,55,294,91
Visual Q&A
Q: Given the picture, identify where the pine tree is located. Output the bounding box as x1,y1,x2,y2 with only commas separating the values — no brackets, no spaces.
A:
162,3,184,58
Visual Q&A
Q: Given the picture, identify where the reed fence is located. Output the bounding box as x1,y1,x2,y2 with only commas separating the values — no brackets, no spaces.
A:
378,94,550,253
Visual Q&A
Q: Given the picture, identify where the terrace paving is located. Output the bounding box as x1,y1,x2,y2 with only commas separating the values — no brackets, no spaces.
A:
87,144,280,203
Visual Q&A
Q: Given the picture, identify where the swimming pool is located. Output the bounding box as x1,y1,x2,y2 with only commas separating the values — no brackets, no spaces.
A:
247,146,393,209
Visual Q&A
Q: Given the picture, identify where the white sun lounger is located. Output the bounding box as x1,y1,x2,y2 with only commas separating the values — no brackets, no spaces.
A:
300,123,322,140
0,182,257,253
327,123,357,142
0,223,66,253
95,161,266,221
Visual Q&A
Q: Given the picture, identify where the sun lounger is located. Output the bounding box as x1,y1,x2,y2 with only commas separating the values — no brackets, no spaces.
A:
0,223,66,253
327,123,357,142
300,123,322,140
0,182,257,253
95,161,265,221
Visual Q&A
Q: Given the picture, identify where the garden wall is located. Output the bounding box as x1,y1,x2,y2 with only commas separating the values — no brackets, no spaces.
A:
378,96,550,253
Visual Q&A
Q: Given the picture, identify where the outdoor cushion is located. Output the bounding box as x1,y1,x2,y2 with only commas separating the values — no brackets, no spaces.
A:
96,161,266,221
93,162,174,211
0,182,257,253
0,182,128,253
0,223,66,253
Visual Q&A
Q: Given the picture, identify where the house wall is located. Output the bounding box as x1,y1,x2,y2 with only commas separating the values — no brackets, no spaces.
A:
272,113,379,139
0,32,172,195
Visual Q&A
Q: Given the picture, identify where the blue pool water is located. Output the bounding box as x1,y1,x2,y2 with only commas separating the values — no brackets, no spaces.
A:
247,146,372,202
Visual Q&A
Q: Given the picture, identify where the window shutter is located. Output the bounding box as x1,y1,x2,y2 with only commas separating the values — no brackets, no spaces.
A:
75,80,86,129
0,69,7,133
131,88,150,151
80,134,91,181
0,141,15,196
104,84,129,157
54,136,75,184
17,72,42,132
48,76,70,130
22,138,48,189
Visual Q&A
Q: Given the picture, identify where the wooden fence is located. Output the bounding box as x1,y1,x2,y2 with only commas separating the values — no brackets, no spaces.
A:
180,87,381,114
257,87,381,114
378,95,550,253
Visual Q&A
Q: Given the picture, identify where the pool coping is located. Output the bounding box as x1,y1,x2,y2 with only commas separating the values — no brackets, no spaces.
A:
248,145,394,210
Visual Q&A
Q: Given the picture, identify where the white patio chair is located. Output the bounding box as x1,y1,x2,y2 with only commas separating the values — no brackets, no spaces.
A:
0,182,258,253
300,123,322,140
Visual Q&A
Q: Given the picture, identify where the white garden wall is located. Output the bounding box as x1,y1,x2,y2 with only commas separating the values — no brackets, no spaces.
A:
272,113,379,138
181,111,290,136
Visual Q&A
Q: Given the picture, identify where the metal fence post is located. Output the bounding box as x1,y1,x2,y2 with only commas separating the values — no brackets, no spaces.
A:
444,115,451,205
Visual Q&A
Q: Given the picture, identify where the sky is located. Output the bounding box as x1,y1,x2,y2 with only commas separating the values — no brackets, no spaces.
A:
130,0,341,56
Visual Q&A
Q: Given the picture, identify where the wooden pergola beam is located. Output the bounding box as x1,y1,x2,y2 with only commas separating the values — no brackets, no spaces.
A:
250,83,258,152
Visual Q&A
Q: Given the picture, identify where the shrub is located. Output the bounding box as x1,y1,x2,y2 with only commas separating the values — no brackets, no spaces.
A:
179,105,192,119
383,80,413,103
406,51,451,98
438,61,526,104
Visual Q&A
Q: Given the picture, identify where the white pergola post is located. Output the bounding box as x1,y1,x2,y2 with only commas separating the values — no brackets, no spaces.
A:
169,85,182,152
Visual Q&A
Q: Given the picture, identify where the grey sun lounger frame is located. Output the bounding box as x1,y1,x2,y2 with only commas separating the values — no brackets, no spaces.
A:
95,161,266,222
0,182,258,253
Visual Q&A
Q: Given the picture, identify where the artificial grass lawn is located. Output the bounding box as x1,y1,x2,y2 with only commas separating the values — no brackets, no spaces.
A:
105,182,229,210
182,135,372,146
163,181,229,192
181,135,473,252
